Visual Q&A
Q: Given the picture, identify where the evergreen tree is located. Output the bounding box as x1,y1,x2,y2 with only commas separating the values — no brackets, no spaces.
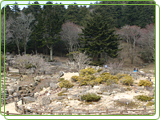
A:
39,2,63,60
11,2,20,18
79,14,120,61
64,4,79,24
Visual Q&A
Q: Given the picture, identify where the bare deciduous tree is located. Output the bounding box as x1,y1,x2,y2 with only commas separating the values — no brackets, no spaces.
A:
67,51,91,71
116,25,141,64
138,23,155,62
11,12,35,54
1,15,13,46
61,22,82,52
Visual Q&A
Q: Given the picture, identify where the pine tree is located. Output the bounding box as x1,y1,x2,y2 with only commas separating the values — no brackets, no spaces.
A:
79,14,120,61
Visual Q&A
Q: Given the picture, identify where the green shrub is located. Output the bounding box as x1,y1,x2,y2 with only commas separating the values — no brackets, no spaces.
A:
89,61,104,66
120,75,133,86
80,68,96,76
97,69,103,73
146,101,154,106
138,80,152,87
59,80,74,88
71,76,79,82
25,63,36,69
81,93,101,102
135,95,154,102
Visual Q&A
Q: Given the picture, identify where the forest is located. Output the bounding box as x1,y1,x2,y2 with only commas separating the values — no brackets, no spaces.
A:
1,1,155,66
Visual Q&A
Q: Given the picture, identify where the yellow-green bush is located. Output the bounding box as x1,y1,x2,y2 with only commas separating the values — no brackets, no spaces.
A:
80,68,96,76
71,76,79,82
120,75,133,86
116,73,128,79
95,73,118,85
97,69,103,73
59,80,74,88
81,93,101,102
138,80,152,87
78,75,96,86
135,95,154,102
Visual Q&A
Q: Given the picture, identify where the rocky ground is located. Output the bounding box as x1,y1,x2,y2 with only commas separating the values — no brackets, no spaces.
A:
1,55,155,115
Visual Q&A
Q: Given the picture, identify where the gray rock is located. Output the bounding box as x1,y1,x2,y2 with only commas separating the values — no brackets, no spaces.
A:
57,96,64,100
102,92,111,96
8,89,15,95
148,92,155,97
53,106,62,111
118,98,131,104
96,90,103,94
61,88,67,92
137,86,144,90
23,97,36,104
41,97,51,105
50,83,59,90
59,71,64,77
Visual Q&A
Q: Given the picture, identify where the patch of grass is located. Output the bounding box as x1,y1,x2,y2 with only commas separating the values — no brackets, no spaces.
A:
58,78,65,82
135,95,154,102
58,91,67,96
146,101,154,106
115,100,138,109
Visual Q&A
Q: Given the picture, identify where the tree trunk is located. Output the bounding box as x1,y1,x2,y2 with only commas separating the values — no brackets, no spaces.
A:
17,45,20,55
50,46,53,60
24,45,26,55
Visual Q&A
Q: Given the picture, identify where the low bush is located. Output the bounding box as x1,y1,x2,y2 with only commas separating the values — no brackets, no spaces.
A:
81,93,101,102
120,75,133,86
78,75,96,86
59,80,74,88
135,95,154,102
79,68,96,76
95,73,118,85
71,76,79,82
138,80,152,87
14,54,50,73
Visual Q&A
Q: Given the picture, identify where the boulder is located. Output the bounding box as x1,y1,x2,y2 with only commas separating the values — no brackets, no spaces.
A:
50,83,59,90
8,89,15,95
59,71,64,77
118,98,131,104
41,97,51,105
23,97,36,104
57,96,65,100
102,92,111,96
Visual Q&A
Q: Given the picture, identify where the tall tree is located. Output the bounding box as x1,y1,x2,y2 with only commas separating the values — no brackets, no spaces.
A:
79,14,120,61
11,2,20,18
40,2,63,60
